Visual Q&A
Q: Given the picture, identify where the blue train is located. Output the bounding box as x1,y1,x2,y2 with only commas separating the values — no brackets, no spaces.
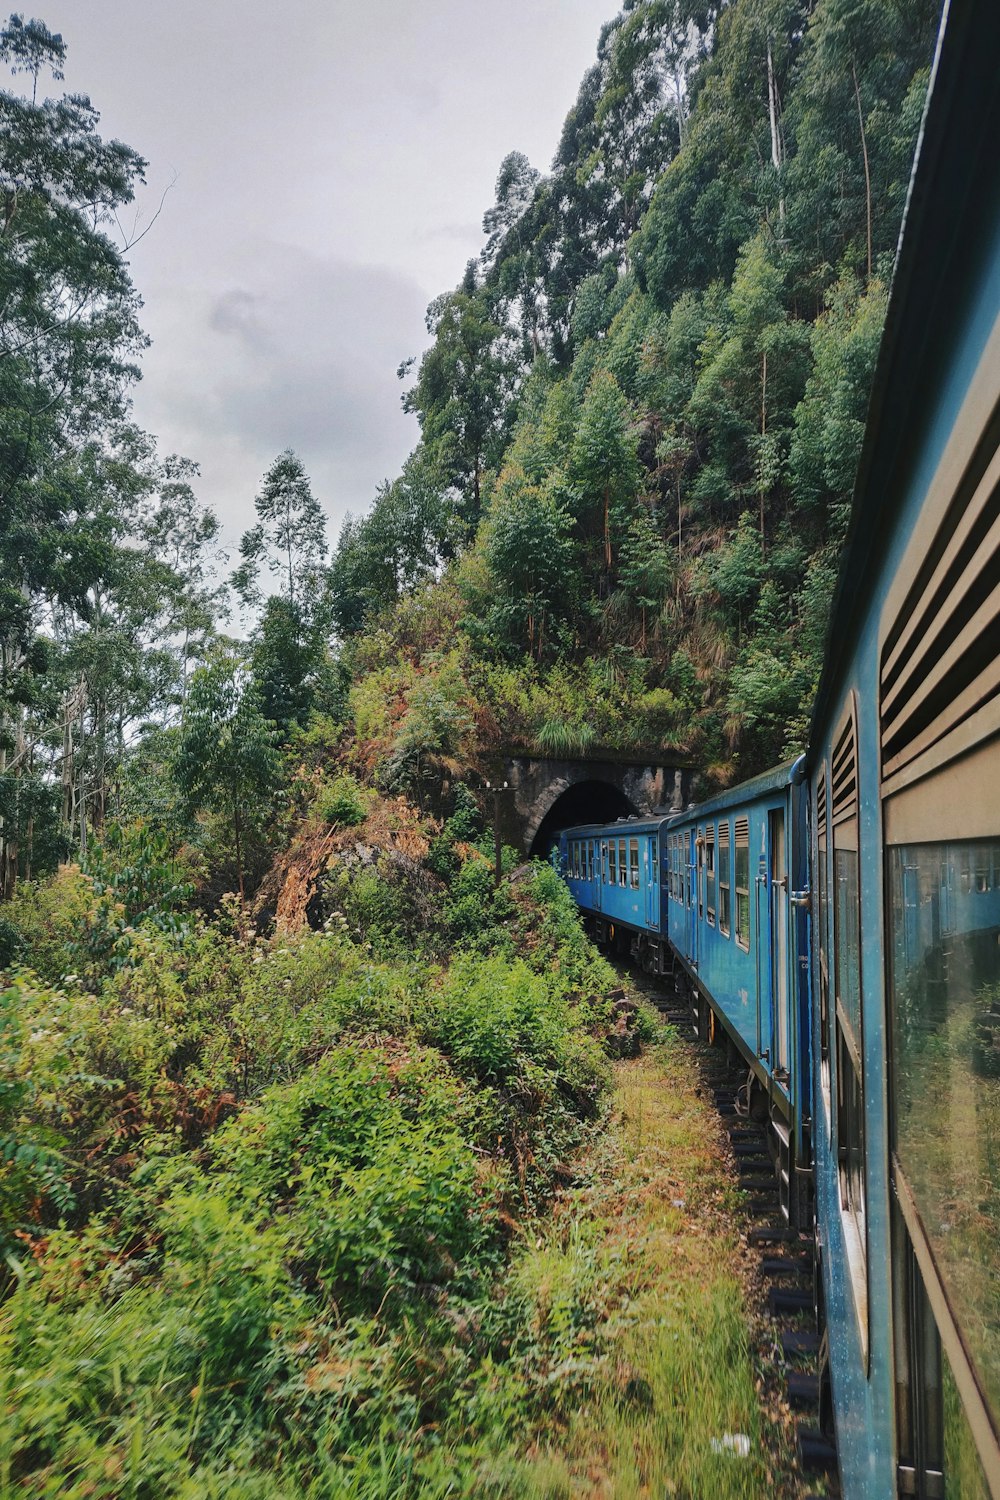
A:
559,4,1000,1495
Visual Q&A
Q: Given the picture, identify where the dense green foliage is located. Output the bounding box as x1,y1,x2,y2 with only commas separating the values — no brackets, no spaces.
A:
0,834,643,1496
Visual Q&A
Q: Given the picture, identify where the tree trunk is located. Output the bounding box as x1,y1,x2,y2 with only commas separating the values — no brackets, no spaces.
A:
76,686,88,858
760,351,768,557
233,785,244,900
851,58,873,279
604,484,612,570
767,39,785,225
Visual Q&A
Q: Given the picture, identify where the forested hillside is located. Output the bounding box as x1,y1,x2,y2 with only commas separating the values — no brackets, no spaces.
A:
331,0,938,787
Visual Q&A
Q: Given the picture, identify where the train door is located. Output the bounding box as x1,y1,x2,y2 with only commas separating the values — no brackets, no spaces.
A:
755,815,772,1063
687,828,698,964
644,834,659,928
769,807,790,1081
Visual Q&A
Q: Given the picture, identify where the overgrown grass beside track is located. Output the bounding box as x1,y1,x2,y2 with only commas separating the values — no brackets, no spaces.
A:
512,1040,804,1499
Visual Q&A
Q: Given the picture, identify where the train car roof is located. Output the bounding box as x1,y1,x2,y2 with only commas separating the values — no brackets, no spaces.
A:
559,813,676,839
808,0,1000,748
561,757,805,841
663,757,804,825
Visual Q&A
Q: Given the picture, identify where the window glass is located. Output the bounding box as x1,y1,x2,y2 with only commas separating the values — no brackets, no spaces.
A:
706,827,716,925
834,835,865,1255
816,769,831,1107
618,837,628,886
601,840,608,883
889,839,1000,1435
609,840,617,886
697,829,704,918
718,822,730,936
835,846,862,1046
943,1354,991,1499
629,838,640,889
735,822,750,949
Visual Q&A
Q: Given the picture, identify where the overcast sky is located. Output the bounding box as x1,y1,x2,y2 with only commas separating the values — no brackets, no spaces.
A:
48,0,618,553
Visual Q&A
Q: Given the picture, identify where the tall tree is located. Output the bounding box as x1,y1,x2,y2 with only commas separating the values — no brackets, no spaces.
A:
0,14,149,891
174,651,279,899
232,450,328,619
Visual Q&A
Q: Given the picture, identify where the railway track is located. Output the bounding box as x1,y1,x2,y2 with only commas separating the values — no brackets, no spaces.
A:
628,966,840,1497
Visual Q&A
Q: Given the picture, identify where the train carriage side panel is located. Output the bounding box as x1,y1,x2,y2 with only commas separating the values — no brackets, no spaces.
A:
805,4,1000,1490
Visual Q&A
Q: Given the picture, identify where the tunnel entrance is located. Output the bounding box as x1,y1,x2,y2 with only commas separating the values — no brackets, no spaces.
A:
529,779,638,860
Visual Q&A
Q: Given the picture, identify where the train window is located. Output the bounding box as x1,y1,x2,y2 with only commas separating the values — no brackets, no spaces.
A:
892,1201,993,1500
735,818,750,949
888,836,1000,1447
608,840,617,885
816,764,831,1120
831,706,867,1343
600,840,608,883
629,838,640,889
706,825,716,926
618,837,628,886
718,820,731,936
697,828,705,918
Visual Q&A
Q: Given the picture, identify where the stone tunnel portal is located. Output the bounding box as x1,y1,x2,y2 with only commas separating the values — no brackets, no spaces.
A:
528,779,637,860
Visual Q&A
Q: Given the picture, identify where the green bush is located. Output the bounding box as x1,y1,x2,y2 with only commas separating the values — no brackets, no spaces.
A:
314,772,369,827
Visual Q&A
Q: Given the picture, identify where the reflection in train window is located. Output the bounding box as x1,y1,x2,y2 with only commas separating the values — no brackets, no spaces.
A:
706,825,716,925
889,839,1000,1441
735,818,750,949
719,821,731,936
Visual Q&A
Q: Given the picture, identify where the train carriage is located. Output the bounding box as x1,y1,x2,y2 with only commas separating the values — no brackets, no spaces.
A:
561,815,672,975
805,1,1000,1491
663,762,813,1221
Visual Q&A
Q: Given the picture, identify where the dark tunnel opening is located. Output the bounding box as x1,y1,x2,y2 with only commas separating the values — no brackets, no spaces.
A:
529,779,638,861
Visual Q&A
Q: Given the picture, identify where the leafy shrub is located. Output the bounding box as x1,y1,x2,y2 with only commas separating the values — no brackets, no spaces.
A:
314,772,369,827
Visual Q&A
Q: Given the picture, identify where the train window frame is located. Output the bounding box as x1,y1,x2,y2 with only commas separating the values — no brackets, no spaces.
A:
735,817,750,951
697,827,705,919
608,840,616,886
831,695,869,1368
706,825,716,926
618,836,628,887
877,351,1000,1481
815,761,832,1130
718,820,731,937
629,837,640,890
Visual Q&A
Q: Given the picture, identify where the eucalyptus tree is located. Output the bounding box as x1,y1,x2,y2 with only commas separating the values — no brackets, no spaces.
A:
401,266,519,533
232,450,328,621
0,13,150,890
